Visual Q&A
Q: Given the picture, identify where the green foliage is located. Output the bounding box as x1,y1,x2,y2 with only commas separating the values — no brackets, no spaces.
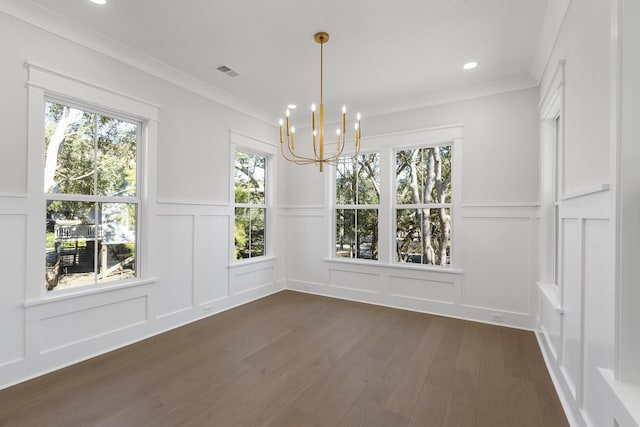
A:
45,232,55,249
234,151,265,204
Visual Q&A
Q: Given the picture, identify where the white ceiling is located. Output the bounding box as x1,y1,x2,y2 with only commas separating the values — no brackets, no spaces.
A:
25,0,548,122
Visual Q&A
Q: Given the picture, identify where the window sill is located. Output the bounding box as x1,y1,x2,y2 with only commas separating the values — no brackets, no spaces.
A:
537,281,564,314
599,368,640,426
228,255,277,269
323,257,463,274
24,277,157,308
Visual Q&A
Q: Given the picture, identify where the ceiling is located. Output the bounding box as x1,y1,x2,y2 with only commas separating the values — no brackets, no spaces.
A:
26,0,548,122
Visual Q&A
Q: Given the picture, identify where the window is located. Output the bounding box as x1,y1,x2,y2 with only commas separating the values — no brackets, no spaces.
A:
552,114,561,285
335,153,380,260
395,145,452,266
539,62,564,287
234,150,267,260
331,126,461,270
44,100,139,291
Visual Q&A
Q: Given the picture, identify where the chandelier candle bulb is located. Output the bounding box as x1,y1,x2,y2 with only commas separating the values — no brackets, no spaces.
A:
313,129,317,151
279,119,283,143
342,111,346,134
355,122,359,146
290,127,295,150
285,110,290,136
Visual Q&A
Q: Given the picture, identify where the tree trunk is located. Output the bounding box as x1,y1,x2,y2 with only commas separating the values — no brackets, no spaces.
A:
433,147,451,265
44,107,82,192
410,149,436,264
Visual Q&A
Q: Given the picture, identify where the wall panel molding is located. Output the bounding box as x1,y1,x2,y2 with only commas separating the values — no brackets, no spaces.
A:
287,204,537,329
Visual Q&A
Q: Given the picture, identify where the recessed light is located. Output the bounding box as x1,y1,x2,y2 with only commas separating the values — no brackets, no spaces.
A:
89,0,107,4
463,61,478,70
287,104,297,109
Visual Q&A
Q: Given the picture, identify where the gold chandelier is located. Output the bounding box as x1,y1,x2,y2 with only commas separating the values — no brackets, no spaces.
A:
279,32,361,172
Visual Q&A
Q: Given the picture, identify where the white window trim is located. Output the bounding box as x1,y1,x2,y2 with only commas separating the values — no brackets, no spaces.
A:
25,62,159,304
328,125,463,271
229,131,277,265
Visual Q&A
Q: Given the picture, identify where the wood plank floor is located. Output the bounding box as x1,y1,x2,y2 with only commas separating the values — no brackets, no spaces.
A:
0,291,568,427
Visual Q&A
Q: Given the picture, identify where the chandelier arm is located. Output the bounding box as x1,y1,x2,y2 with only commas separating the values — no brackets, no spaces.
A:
281,135,320,164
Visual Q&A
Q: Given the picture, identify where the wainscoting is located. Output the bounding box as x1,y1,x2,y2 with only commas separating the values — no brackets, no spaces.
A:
536,189,615,427
286,203,539,330
0,197,286,389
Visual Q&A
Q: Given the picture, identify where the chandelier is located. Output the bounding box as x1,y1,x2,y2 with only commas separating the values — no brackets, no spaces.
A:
278,32,361,172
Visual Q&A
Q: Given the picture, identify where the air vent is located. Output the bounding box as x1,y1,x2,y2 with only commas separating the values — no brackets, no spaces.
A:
216,64,240,77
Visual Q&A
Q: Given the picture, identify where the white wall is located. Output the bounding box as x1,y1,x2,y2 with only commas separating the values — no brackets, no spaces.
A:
0,10,285,389
535,0,640,426
284,87,541,330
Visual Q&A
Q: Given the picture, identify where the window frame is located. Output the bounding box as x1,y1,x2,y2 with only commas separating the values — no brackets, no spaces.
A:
43,96,142,291
25,63,158,302
393,142,454,267
328,126,462,272
229,131,277,264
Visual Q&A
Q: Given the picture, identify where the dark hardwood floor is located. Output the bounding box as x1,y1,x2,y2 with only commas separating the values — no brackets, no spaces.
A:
0,291,568,426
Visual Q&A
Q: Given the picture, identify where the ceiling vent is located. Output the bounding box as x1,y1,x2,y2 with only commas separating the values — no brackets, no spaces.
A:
216,64,239,77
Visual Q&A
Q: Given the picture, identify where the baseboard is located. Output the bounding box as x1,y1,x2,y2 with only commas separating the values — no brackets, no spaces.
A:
535,330,587,427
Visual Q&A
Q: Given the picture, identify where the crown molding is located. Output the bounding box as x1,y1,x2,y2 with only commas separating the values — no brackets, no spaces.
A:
364,74,538,120
0,0,273,125
530,0,573,84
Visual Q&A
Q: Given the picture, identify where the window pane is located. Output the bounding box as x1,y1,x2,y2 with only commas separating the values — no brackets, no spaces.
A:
335,208,378,260
235,208,250,259
396,146,452,204
97,116,137,197
235,207,265,259
97,203,137,283
356,209,378,260
357,154,380,205
44,102,95,195
335,208,355,258
249,208,265,258
46,200,97,290
336,154,380,205
396,208,451,266
336,157,356,205
235,151,265,204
